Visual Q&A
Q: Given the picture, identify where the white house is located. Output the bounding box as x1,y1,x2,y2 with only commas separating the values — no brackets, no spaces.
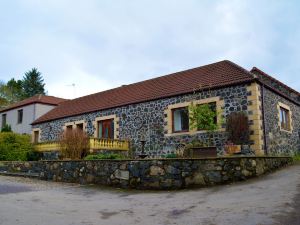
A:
0,95,66,134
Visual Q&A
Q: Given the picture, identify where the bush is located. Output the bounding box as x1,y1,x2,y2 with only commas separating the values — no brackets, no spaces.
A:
59,129,90,159
84,153,126,160
293,153,300,162
164,153,177,158
226,112,250,145
1,124,12,132
26,151,43,161
0,132,35,161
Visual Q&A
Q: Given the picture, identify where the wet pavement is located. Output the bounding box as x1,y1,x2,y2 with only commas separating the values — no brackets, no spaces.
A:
0,164,299,225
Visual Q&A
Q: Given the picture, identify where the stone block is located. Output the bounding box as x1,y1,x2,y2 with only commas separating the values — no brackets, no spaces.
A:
185,172,205,186
150,166,165,176
114,169,129,180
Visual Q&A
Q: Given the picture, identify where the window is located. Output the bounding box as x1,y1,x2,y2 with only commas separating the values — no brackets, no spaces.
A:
66,125,73,132
33,130,39,143
280,107,290,131
1,114,6,128
17,109,23,124
76,123,83,131
172,107,189,133
97,119,114,139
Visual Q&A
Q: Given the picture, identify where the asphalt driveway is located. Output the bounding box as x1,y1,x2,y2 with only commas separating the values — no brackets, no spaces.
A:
0,164,299,225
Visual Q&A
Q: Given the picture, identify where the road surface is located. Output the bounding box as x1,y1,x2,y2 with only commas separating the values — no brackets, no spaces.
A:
0,164,299,225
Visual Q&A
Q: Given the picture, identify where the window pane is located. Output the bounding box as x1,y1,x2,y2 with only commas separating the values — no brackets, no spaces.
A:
98,121,102,138
2,114,6,127
76,123,83,131
181,109,189,130
18,110,23,124
173,110,182,132
98,119,114,139
66,125,73,132
280,107,290,131
280,108,284,128
173,108,189,132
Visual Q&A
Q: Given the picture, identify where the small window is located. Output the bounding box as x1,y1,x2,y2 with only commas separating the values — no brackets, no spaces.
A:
33,130,39,143
172,107,189,133
76,123,83,131
17,109,23,124
1,114,6,128
280,107,290,131
66,125,73,132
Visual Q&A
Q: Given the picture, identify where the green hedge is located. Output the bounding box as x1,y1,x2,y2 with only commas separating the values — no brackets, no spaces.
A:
0,132,35,161
84,153,126,160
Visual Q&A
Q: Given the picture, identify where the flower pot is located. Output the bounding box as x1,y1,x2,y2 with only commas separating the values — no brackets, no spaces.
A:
225,145,241,155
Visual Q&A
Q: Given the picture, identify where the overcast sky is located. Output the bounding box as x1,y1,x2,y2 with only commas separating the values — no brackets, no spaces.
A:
0,0,299,99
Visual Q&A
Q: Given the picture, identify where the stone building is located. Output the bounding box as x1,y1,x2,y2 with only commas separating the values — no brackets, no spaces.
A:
31,60,300,157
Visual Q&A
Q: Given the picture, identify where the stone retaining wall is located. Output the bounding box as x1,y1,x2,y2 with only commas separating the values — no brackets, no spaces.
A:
0,157,292,190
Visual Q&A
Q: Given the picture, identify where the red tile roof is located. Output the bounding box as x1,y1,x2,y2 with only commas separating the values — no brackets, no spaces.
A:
32,60,256,124
251,67,300,97
0,95,67,113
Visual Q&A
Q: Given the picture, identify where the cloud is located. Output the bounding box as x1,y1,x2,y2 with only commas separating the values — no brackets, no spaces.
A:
0,0,299,99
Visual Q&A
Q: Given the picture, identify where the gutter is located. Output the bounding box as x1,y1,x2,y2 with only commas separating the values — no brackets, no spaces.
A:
260,83,268,155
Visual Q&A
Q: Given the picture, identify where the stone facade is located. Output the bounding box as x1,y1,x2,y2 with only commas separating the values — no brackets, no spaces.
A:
0,157,293,190
32,79,300,157
262,87,300,155
33,84,250,156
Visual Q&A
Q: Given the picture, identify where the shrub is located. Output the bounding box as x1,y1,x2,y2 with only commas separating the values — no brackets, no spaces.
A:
226,112,250,145
84,153,126,160
164,153,177,158
0,132,34,161
27,151,43,161
189,102,223,146
293,153,300,162
59,129,90,159
189,103,218,131
1,124,12,132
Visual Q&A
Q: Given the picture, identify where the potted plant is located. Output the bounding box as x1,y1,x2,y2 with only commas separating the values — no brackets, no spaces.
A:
225,112,250,155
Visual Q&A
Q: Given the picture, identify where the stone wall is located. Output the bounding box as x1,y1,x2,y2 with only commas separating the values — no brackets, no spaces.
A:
263,87,300,155
33,84,249,157
0,157,292,190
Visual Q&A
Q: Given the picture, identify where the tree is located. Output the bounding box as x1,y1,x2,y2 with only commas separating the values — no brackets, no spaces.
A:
5,78,23,103
21,68,46,98
0,81,9,108
0,79,24,107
